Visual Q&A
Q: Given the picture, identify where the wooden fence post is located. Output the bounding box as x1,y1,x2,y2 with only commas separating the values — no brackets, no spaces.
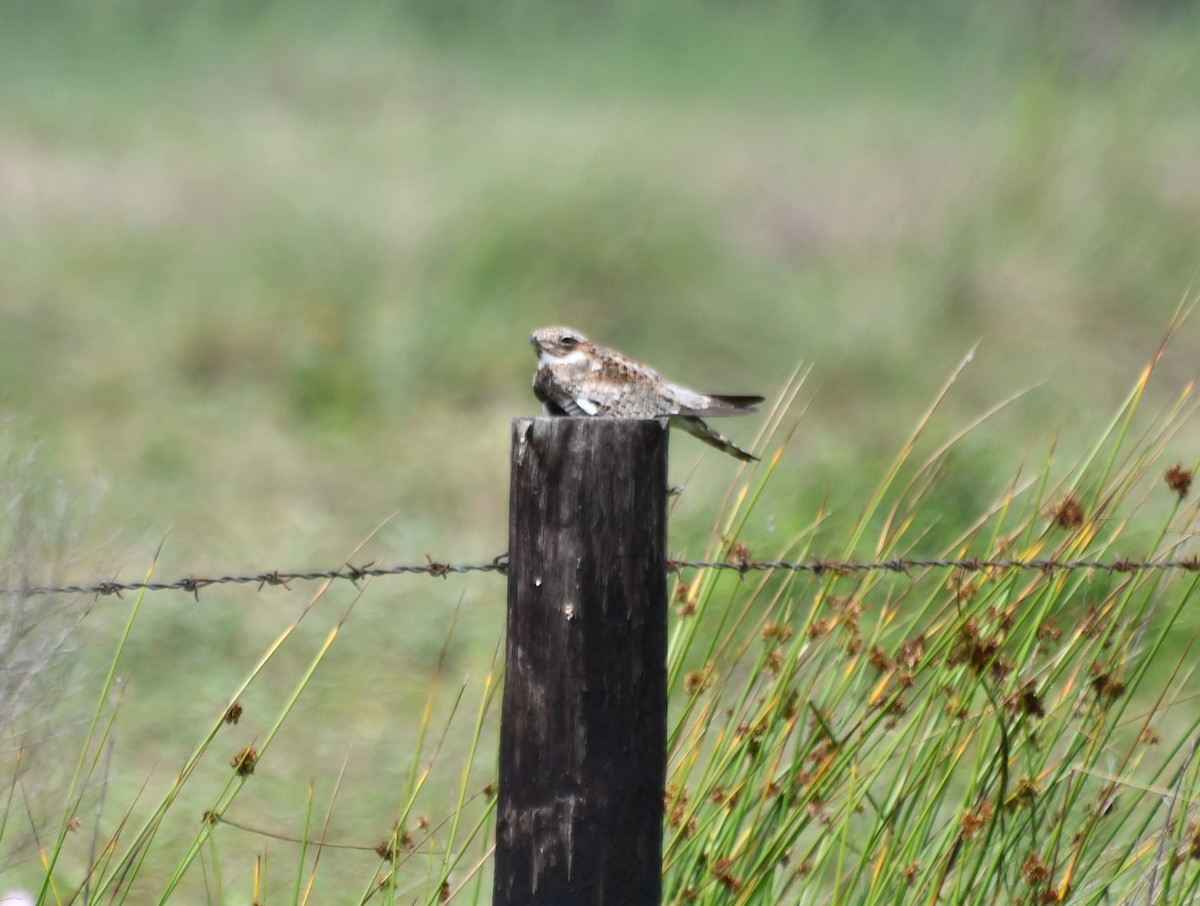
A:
493,417,669,906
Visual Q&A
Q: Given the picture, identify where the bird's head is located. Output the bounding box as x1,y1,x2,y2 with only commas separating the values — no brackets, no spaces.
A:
530,326,591,365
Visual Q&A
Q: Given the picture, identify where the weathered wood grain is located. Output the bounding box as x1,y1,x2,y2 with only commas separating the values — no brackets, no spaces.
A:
493,417,668,906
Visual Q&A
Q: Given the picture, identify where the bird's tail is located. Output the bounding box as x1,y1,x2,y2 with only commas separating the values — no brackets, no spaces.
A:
678,394,765,417
707,394,765,411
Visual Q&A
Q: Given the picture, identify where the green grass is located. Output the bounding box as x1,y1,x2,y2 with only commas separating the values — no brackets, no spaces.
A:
6,304,1200,903
660,318,1200,903
3,0,1200,901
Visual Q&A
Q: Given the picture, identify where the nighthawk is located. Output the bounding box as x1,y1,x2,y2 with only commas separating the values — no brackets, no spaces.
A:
530,326,763,462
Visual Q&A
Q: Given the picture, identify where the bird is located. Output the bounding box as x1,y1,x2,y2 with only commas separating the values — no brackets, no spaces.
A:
530,326,763,462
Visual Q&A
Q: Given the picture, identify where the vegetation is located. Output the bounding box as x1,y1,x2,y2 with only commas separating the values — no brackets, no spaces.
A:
2,1,1200,902
7,310,1200,903
662,317,1200,903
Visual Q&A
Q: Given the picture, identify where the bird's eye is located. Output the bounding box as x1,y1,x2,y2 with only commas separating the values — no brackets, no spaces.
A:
560,336,577,348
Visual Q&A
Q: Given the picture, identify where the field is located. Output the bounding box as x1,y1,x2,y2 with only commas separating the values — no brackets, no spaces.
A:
3,2,1200,902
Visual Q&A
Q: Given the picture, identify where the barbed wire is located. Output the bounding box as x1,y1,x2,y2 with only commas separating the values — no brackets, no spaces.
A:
670,555,1200,575
3,553,1199,600
0,555,510,600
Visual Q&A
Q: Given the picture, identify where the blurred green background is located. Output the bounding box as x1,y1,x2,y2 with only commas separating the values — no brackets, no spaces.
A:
3,0,1200,899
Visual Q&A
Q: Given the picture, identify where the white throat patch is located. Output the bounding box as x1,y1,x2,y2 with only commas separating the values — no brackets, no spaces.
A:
538,348,589,369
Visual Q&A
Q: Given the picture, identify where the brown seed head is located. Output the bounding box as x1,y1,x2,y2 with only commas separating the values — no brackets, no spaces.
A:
1166,464,1193,499
1047,494,1085,530
230,746,258,776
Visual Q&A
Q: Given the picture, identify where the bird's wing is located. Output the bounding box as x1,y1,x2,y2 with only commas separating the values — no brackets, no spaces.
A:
674,416,759,462
551,348,666,416
534,367,592,415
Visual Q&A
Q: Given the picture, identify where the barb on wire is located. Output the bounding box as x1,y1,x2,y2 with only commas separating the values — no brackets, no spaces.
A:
3,553,1200,600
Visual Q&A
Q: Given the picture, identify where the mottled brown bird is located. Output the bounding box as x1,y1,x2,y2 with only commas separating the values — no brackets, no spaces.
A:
530,326,763,462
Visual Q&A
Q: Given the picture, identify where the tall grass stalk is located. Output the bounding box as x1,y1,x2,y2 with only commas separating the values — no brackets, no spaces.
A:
5,539,500,904
661,309,1200,904
8,308,1200,903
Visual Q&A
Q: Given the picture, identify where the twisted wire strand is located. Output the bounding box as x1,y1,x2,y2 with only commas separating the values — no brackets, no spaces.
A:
667,556,1200,575
3,553,1197,600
